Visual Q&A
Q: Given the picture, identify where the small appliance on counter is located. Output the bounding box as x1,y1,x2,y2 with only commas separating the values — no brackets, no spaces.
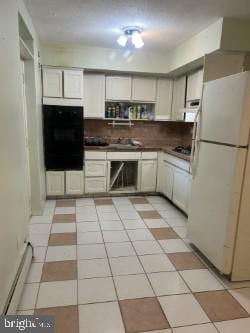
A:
172,145,192,155
43,105,84,170
84,136,109,147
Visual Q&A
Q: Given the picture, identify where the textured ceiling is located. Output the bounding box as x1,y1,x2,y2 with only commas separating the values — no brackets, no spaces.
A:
24,0,250,51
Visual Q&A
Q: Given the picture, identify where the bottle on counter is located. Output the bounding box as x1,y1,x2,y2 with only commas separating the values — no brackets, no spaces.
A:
112,105,116,118
136,105,141,119
120,105,125,119
130,106,136,120
115,104,120,118
106,106,112,119
124,106,129,119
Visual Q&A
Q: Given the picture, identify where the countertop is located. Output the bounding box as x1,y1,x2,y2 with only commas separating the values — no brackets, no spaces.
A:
84,145,191,161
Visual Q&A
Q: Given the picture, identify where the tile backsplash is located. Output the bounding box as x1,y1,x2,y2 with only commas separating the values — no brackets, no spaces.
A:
84,119,193,147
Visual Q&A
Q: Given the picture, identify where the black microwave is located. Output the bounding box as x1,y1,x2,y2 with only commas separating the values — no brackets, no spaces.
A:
43,105,84,170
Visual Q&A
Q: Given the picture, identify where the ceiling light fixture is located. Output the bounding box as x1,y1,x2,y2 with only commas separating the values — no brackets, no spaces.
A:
117,27,144,48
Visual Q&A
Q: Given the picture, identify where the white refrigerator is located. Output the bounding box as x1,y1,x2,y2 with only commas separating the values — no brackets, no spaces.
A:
188,71,250,281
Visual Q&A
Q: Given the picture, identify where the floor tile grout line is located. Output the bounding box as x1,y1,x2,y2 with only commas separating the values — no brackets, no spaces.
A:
32,202,55,311
28,198,250,330
92,201,127,333
115,197,177,329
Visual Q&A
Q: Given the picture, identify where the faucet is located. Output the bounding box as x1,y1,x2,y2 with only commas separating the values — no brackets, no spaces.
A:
117,137,124,144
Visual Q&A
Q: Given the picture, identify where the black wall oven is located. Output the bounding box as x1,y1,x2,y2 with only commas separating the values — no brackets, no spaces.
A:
43,105,84,170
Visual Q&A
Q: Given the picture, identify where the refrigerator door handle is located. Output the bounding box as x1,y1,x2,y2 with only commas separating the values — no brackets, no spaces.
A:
191,83,204,176
191,105,202,176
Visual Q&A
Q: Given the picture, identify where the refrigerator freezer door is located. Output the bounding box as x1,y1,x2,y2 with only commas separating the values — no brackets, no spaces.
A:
188,142,247,274
200,72,250,146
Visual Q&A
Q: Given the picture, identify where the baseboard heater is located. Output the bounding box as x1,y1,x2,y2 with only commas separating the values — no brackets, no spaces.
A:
3,242,33,315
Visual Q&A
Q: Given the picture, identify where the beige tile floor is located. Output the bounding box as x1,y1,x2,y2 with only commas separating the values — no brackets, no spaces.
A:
17,196,250,333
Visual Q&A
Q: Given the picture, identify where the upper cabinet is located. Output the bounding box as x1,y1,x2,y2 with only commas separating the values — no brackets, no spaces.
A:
106,76,132,101
171,75,186,121
132,77,157,102
64,70,84,99
84,74,105,118
43,67,84,100
43,68,63,98
186,68,203,101
155,78,173,121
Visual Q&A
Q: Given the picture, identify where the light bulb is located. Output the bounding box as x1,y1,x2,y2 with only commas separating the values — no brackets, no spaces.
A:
132,31,144,48
117,34,127,47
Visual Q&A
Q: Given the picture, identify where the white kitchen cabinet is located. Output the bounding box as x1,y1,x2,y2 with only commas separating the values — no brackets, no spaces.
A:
186,68,203,101
85,177,107,193
172,168,190,212
162,161,175,199
43,67,83,100
84,74,105,118
171,75,186,121
64,69,83,99
85,161,107,177
132,77,157,102
43,68,63,98
155,78,173,120
46,171,64,196
106,76,132,101
65,171,84,195
141,160,157,192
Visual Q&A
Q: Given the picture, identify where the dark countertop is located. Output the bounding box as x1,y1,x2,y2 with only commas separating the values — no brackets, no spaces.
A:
84,145,191,161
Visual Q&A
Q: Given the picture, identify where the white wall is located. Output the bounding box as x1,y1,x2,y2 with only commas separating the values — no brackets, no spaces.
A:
0,0,44,313
168,19,223,73
41,43,170,74
41,19,224,76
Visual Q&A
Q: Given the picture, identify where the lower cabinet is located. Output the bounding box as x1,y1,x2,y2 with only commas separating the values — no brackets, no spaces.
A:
46,171,65,196
85,160,107,177
85,177,107,193
172,168,191,212
141,160,157,192
157,152,191,214
65,171,84,195
162,161,175,199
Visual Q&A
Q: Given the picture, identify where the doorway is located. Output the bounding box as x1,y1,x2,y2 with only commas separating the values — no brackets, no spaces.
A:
20,60,32,217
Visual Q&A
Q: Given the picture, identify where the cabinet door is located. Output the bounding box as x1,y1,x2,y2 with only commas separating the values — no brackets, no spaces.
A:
85,161,107,177
84,74,105,118
162,161,174,199
155,79,173,120
106,76,131,101
141,160,157,192
186,68,203,101
172,168,190,212
132,77,157,102
64,69,83,99
65,171,84,194
85,177,107,193
171,75,186,121
43,68,63,98
46,171,64,195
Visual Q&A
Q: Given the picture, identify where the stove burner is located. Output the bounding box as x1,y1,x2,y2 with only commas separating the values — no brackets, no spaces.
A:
172,145,192,155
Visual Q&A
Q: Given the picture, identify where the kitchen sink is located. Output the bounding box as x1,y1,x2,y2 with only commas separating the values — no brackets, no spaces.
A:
108,143,139,150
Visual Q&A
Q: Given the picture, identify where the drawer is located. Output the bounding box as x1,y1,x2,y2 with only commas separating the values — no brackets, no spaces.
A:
85,161,107,177
85,151,107,160
163,153,190,172
85,177,107,193
141,152,158,160
107,152,141,160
